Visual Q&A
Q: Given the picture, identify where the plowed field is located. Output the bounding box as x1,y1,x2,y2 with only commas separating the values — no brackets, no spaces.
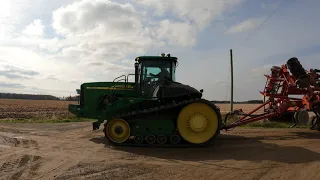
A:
0,99,76,119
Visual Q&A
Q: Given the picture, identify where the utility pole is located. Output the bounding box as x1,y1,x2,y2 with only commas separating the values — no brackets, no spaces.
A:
230,49,234,111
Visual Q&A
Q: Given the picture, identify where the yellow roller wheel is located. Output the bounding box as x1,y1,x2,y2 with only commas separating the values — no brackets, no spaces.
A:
177,102,219,144
106,118,130,143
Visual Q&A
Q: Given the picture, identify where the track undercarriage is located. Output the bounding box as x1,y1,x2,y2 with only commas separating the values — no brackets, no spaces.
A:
102,98,222,147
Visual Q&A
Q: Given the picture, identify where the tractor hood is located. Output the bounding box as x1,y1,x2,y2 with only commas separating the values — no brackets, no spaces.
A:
156,81,203,100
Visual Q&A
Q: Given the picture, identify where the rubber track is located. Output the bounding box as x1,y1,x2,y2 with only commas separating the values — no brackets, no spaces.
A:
103,98,222,148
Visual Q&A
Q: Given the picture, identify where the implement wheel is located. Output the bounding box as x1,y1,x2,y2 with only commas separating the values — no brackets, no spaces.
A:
309,116,320,130
106,118,130,143
177,101,220,144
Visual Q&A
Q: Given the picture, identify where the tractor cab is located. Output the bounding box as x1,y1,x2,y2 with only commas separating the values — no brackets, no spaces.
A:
134,53,177,97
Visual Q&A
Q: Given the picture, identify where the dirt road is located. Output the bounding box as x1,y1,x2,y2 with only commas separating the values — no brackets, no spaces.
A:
0,122,319,180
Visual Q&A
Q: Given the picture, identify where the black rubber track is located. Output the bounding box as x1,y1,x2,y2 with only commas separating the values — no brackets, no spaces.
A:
103,98,223,148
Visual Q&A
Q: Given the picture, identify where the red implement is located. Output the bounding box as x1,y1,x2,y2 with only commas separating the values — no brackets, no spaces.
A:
223,57,320,130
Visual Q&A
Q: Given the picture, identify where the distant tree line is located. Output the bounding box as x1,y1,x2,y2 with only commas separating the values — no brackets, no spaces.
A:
0,92,263,103
63,95,79,101
0,93,79,101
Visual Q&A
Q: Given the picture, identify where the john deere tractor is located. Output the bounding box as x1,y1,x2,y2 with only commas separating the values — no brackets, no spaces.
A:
68,53,222,147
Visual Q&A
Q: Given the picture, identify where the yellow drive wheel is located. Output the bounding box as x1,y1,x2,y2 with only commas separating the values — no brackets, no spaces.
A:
106,118,130,143
177,102,219,144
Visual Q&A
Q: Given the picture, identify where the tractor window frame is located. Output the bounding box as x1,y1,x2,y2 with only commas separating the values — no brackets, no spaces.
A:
171,61,176,81
140,60,174,82
139,60,175,95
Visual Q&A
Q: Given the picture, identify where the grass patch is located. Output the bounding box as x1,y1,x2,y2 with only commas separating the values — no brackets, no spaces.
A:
0,118,95,124
221,113,308,129
0,113,95,124
241,121,307,129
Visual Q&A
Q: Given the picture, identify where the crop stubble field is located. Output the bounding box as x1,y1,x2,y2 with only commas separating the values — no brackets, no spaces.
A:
0,99,76,120
0,99,262,120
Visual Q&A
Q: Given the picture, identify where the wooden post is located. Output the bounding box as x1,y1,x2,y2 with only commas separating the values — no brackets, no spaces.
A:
230,49,234,111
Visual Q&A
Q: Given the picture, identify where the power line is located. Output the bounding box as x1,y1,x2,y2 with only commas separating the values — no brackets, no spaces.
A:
224,0,295,101
243,0,290,42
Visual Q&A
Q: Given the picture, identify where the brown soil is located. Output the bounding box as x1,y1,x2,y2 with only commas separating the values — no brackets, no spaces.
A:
0,122,319,180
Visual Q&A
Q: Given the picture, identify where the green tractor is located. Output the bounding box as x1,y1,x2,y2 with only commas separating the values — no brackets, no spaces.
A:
68,53,222,147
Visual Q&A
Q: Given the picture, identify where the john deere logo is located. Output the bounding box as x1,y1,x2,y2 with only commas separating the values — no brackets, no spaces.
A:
112,85,133,89
87,85,134,90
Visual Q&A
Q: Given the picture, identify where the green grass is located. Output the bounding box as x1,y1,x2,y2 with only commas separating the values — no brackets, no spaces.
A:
241,121,307,128
221,113,308,129
0,118,95,124
0,113,95,124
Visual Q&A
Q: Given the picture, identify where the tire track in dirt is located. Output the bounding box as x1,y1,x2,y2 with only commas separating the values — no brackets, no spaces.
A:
54,161,161,180
0,154,42,180
0,135,39,149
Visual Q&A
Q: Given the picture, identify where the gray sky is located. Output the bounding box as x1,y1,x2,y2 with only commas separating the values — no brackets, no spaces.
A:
0,0,319,101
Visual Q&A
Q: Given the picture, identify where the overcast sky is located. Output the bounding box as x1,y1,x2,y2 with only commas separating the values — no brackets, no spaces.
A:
0,0,319,101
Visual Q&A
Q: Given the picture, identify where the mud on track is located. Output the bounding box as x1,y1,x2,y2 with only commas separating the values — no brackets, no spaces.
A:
0,122,319,180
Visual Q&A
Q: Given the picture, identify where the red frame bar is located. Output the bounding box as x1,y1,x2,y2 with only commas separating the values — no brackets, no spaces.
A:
224,100,275,129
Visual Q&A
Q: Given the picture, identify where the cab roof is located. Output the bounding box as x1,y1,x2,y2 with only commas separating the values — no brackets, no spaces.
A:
135,55,178,63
